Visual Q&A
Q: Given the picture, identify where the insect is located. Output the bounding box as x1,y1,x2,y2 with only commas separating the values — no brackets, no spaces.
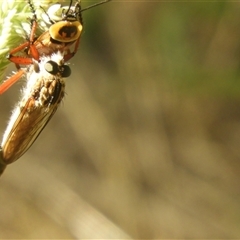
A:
0,0,111,94
0,0,81,94
0,51,71,164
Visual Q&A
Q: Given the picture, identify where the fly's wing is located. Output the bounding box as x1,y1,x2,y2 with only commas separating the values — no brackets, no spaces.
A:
0,156,6,176
1,97,60,164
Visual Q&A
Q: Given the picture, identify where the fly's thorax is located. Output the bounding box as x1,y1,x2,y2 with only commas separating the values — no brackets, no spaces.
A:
34,77,65,107
23,52,70,107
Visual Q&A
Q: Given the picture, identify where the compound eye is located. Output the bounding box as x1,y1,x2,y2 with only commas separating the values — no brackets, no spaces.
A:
45,60,59,75
62,65,71,77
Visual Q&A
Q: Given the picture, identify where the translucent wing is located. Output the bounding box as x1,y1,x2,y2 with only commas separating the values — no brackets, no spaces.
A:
1,96,61,164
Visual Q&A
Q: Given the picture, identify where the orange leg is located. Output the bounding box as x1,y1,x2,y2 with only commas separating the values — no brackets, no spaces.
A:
29,20,39,61
8,56,33,65
0,69,25,94
9,41,30,55
7,41,32,67
8,20,40,65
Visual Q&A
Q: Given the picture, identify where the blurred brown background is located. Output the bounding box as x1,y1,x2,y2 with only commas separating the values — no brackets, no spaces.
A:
1,0,240,238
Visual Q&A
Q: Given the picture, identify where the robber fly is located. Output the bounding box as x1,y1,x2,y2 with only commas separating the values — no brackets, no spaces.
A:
0,51,71,164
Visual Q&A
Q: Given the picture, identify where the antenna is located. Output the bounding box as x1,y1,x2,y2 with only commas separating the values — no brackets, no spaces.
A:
80,0,112,13
66,0,73,15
